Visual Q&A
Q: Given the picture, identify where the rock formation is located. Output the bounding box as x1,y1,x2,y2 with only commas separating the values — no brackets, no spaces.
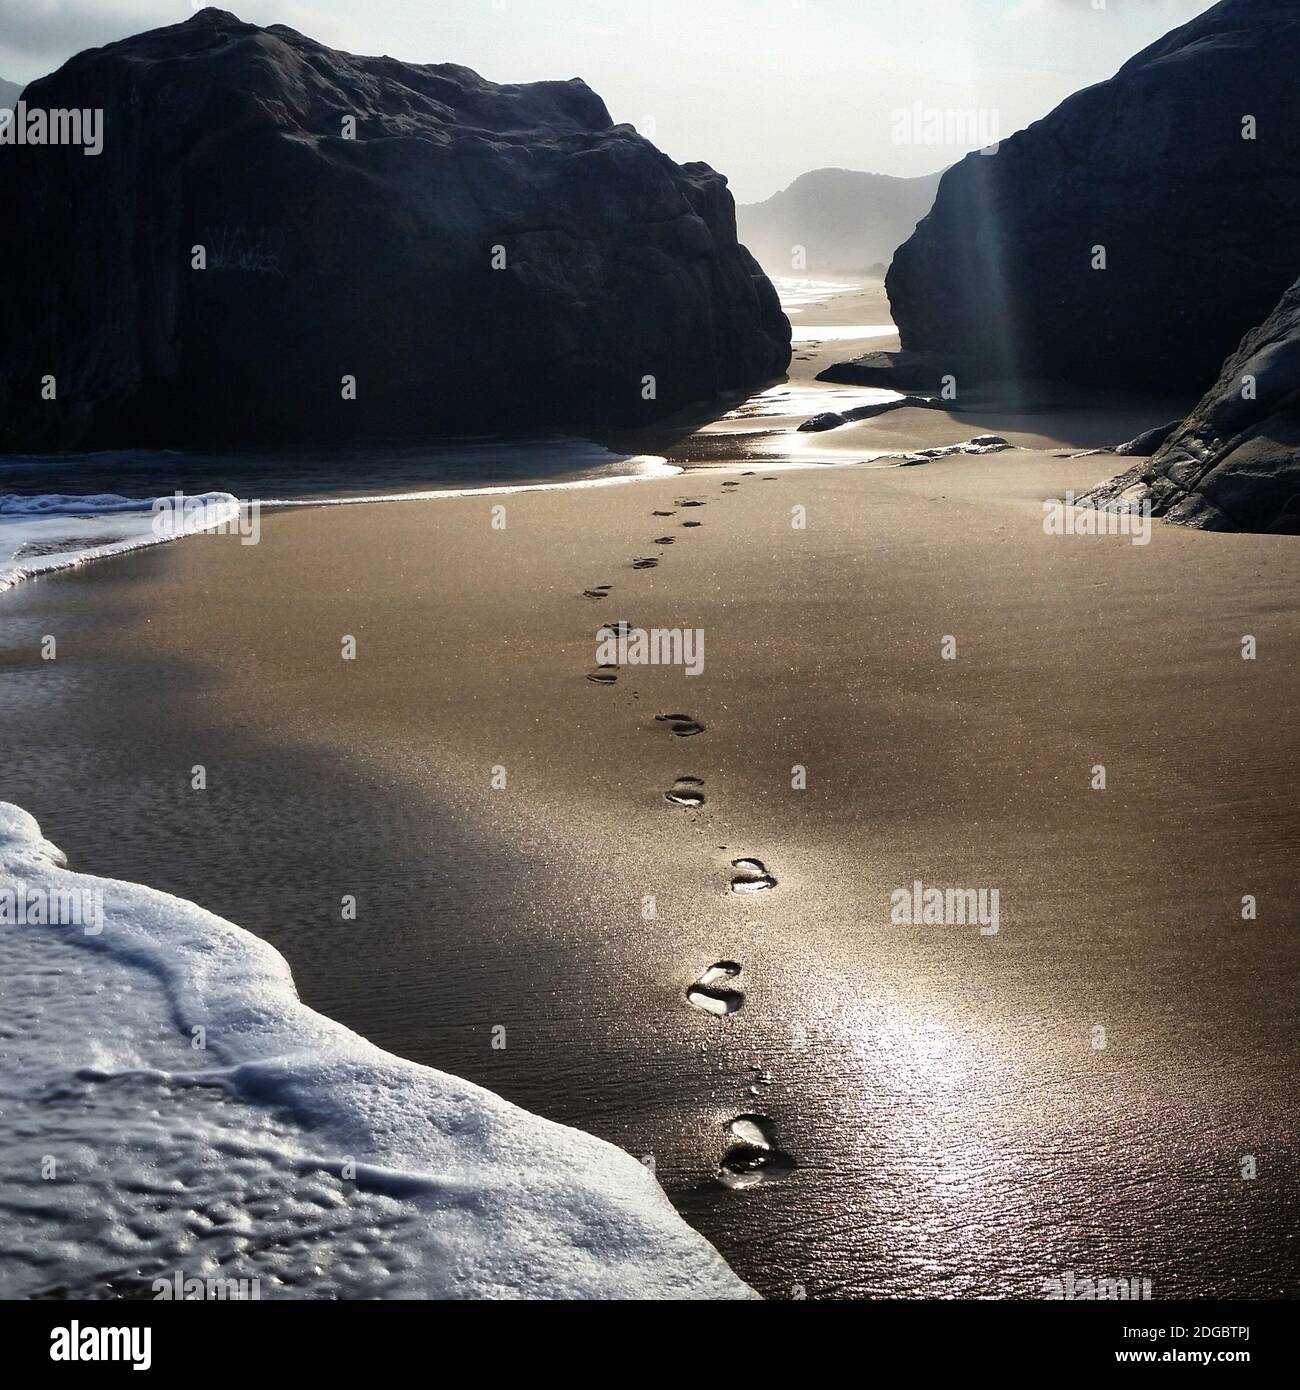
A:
884,0,1300,394
1082,277,1300,532
797,395,938,433
1114,422,1183,458
0,10,789,451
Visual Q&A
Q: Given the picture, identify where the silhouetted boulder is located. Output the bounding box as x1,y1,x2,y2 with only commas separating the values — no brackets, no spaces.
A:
886,0,1300,395
0,11,789,450
796,395,939,432
816,350,967,393
1083,277,1300,532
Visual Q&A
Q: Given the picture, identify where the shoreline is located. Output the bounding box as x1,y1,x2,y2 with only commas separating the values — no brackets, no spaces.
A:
0,277,1195,598
0,801,754,1300
4,280,1299,1298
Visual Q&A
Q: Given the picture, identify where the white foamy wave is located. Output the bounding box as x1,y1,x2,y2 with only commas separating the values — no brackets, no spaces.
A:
0,802,754,1300
0,449,683,593
0,493,174,516
771,276,861,313
0,491,241,593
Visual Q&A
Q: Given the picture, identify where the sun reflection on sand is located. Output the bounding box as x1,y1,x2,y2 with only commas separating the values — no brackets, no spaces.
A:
823,1001,1064,1290
789,324,899,343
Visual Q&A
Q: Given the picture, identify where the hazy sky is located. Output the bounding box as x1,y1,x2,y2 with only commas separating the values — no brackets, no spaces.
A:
2,0,1218,202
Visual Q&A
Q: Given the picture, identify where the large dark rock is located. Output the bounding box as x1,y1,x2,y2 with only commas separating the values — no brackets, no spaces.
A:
886,0,1300,394
1082,277,1300,533
0,11,789,450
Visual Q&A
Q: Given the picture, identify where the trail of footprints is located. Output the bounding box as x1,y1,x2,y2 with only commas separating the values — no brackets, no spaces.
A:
578,472,795,1189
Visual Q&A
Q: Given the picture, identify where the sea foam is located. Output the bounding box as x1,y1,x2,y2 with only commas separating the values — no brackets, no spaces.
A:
0,442,681,593
0,491,241,592
0,802,754,1300
771,276,860,313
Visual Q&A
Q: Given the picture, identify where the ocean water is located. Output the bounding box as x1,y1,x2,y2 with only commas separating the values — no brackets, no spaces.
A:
0,801,752,1300
0,492,241,592
0,440,676,594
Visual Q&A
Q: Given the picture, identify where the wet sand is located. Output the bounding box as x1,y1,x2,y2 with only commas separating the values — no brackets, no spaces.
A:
3,284,1299,1298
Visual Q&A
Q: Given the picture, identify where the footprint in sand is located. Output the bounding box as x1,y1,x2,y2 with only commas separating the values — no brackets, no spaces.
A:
598,620,633,650
587,665,619,685
747,1065,774,1098
656,713,704,738
653,536,676,546
762,476,778,481
719,1115,796,1189
583,584,613,600
730,858,776,893
632,557,659,570
687,960,743,1015
665,775,705,808
721,481,740,490
653,510,676,517
681,521,702,529
677,499,706,508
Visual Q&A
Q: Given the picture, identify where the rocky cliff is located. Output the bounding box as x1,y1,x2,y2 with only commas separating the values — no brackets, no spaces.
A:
885,0,1300,394
1082,277,1300,533
0,10,790,450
